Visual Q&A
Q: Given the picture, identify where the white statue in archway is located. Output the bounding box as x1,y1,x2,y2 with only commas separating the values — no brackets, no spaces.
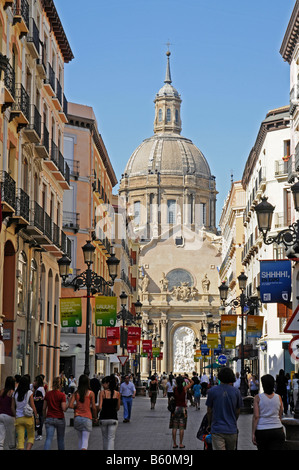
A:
173,326,195,372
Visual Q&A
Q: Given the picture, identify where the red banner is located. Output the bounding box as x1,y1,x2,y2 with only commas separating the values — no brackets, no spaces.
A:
107,327,120,346
127,326,141,346
142,339,152,352
127,344,137,353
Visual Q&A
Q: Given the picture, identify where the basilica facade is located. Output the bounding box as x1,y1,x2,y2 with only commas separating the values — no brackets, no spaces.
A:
119,51,222,377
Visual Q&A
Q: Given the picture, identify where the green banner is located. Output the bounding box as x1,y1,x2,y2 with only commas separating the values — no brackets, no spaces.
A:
60,298,82,328
95,296,117,327
152,347,160,357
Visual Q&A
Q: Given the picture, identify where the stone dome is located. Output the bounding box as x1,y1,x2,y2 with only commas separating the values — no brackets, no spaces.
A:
123,133,211,178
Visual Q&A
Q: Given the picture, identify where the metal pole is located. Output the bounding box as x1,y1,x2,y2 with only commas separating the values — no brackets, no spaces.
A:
84,266,91,377
240,292,247,397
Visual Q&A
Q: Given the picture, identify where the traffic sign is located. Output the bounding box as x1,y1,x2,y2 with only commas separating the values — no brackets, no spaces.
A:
288,336,299,362
284,304,299,334
117,355,129,366
218,354,227,365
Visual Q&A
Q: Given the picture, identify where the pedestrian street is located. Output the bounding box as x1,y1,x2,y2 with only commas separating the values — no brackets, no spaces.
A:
31,392,256,452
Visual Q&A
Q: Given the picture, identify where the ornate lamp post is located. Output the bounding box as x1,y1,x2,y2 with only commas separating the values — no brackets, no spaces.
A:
58,241,120,376
219,273,261,398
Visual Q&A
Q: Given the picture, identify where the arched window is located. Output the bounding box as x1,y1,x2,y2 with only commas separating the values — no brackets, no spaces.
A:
134,201,140,226
158,109,162,122
17,252,27,313
30,259,38,318
175,109,179,123
166,108,171,122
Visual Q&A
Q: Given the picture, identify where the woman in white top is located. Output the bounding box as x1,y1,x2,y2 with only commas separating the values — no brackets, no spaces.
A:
252,374,285,450
12,376,39,450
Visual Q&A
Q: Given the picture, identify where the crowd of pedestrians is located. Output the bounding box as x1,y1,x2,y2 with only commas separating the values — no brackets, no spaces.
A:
0,367,298,450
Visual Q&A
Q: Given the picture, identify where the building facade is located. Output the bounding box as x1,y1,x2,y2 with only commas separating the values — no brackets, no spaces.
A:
0,0,73,386
60,102,119,380
241,106,294,377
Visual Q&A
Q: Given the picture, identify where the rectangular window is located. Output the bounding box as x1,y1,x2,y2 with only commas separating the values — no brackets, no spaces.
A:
134,201,140,225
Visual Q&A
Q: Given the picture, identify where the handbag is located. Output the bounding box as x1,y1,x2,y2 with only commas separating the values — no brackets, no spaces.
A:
24,392,34,417
197,413,209,441
167,396,176,413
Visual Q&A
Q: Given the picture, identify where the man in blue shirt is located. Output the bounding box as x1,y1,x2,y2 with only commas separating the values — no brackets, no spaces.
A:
119,375,136,423
205,367,242,450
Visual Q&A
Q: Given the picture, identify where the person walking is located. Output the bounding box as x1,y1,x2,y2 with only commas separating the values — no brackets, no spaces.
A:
119,375,136,423
292,373,299,412
252,374,285,450
166,374,175,404
200,372,209,398
33,375,45,441
0,376,16,450
205,367,242,451
68,375,97,450
90,374,101,404
98,375,121,450
249,375,259,397
169,375,194,449
192,377,202,411
276,369,288,415
68,375,77,395
43,376,68,450
148,375,159,410
12,375,39,450
161,376,168,398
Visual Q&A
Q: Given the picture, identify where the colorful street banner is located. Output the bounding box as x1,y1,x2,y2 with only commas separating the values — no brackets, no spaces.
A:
260,260,291,303
194,349,201,358
224,336,236,349
207,333,219,349
60,297,82,328
95,296,117,327
152,347,160,357
246,315,264,338
127,326,141,346
221,315,237,337
127,344,137,353
200,344,210,356
142,339,152,352
107,327,120,346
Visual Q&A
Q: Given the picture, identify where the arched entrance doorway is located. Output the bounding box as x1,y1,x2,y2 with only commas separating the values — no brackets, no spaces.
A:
2,240,16,375
173,326,195,373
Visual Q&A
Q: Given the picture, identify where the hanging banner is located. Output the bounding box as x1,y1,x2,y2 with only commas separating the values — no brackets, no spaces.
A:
221,315,237,337
142,339,152,353
152,347,160,358
224,336,236,349
60,297,82,327
246,315,264,338
260,260,291,303
95,296,117,327
207,334,219,349
107,327,120,346
127,344,137,353
127,326,141,346
200,344,210,356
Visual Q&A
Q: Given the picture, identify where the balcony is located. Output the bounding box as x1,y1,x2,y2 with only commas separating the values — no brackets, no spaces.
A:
14,188,29,225
43,140,70,189
23,105,41,143
36,42,47,79
35,124,49,158
9,83,29,131
59,94,68,123
12,0,29,37
44,63,55,97
65,158,80,179
26,17,39,59
2,60,15,108
63,211,80,232
52,78,62,111
0,170,16,217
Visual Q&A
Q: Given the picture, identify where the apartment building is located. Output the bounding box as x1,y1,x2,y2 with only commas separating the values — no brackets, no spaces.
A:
241,106,293,376
60,102,120,379
0,0,73,386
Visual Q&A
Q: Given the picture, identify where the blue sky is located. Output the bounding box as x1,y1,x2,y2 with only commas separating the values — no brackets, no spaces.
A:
56,0,295,226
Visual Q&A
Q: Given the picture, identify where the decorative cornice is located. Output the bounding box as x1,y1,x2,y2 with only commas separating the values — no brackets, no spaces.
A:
280,0,299,63
41,0,74,63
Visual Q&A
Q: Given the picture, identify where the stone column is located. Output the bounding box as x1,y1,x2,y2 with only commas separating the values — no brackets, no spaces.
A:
160,315,168,374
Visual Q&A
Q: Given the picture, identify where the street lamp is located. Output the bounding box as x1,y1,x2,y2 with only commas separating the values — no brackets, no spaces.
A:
254,191,299,256
219,273,261,398
58,241,120,376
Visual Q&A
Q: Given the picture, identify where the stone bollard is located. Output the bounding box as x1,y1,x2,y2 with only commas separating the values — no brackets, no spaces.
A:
240,395,254,414
282,418,299,450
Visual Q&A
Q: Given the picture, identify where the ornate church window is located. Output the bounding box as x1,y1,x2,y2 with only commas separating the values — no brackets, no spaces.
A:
166,269,194,291
166,108,171,122
167,199,176,224
158,109,162,122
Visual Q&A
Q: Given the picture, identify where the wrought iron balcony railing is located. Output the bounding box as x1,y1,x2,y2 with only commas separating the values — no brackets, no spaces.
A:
15,187,29,221
13,0,29,30
0,170,16,211
11,83,30,121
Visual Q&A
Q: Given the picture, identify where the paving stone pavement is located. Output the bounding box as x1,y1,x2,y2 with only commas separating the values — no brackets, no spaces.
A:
31,393,256,451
